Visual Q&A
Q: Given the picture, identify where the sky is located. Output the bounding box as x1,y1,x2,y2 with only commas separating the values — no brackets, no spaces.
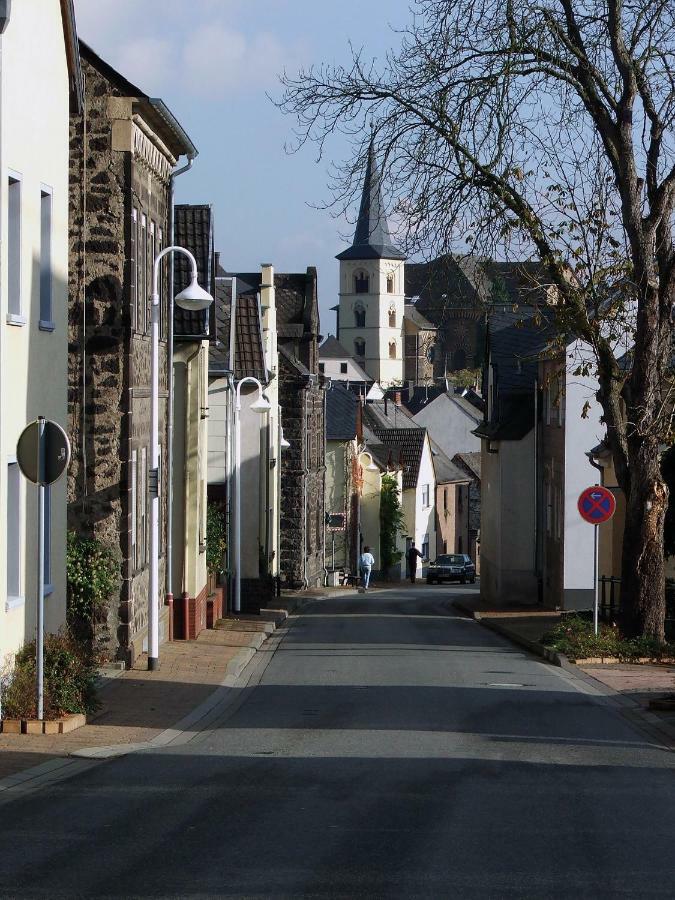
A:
74,0,412,335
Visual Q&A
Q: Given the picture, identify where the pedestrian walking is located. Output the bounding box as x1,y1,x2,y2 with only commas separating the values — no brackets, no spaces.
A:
406,542,423,583
360,546,375,590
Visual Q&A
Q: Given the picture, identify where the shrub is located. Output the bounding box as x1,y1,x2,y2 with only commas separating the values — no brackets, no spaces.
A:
542,614,675,661
66,531,117,630
1,631,99,720
380,474,406,575
206,502,227,575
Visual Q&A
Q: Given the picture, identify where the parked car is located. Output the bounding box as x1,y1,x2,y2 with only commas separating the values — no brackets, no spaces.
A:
426,554,476,585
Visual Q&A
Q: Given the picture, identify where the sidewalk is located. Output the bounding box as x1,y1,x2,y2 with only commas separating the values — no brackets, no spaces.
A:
453,596,675,744
0,615,282,783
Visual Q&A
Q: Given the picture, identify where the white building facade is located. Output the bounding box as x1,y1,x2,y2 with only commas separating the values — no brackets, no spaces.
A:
0,1,82,665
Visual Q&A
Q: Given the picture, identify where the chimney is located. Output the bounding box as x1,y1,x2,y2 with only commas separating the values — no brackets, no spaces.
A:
214,251,221,273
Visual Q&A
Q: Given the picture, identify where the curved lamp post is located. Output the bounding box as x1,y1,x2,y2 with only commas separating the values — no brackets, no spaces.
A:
233,377,271,613
360,450,380,473
148,245,213,671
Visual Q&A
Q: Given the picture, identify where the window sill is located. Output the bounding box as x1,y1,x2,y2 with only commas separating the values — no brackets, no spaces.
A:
6,313,26,327
5,596,25,612
39,319,56,332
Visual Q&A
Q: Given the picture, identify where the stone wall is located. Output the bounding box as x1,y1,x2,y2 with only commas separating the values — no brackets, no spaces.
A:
279,359,326,589
68,54,171,665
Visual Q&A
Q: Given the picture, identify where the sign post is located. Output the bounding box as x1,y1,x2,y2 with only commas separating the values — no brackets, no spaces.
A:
577,485,616,636
16,418,70,720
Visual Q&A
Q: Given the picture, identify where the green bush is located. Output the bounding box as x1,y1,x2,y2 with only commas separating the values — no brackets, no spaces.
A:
380,474,406,575
206,502,227,575
542,614,675,661
66,531,117,631
1,631,99,720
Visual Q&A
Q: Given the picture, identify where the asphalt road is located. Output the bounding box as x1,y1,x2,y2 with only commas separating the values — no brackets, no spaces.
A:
1,585,674,899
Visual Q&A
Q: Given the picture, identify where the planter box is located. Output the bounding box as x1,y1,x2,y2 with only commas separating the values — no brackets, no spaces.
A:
0,713,86,735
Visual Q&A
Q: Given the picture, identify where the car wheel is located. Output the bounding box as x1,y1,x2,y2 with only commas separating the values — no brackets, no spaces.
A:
427,578,436,585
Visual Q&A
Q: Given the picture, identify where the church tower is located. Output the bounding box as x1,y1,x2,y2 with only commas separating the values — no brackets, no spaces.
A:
336,138,406,386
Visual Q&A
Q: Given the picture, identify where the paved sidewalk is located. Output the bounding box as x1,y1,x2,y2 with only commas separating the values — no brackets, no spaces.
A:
453,596,675,742
0,625,271,782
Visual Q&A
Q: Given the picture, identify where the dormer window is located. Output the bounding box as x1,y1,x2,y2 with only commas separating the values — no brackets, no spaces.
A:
354,338,366,359
387,273,395,294
388,306,396,328
354,271,369,294
354,301,366,328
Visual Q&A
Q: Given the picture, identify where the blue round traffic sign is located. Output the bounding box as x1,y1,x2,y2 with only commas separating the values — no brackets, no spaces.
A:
578,486,616,524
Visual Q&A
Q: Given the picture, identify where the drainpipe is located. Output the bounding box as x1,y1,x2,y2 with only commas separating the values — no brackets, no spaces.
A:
165,154,194,623
180,342,201,638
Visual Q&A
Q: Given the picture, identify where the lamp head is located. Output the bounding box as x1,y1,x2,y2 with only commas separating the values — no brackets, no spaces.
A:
280,434,291,449
251,393,271,414
175,274,214,311
366,461,379,472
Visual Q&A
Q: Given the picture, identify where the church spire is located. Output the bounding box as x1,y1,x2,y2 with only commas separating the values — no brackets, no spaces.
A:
336,137,406,261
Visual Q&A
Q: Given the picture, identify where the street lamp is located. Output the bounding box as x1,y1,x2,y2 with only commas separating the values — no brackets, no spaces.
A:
233,377,271,613
148,245,213,671
360,450,380,472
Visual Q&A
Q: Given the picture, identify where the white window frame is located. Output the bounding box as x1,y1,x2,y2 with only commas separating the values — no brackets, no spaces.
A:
6,459,23,609
131,208,138,329
131,449,137,569
140,214,148,333
39,185,54,331
7,171,25,325
422,483,430,508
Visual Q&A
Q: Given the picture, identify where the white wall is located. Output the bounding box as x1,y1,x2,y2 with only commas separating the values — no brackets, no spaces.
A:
320,355,368,382
413,394,481,458
563,340,605,606
402,435,436,579
0,1,70,662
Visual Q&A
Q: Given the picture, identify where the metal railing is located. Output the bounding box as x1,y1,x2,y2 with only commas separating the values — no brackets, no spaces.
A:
598,575,675,639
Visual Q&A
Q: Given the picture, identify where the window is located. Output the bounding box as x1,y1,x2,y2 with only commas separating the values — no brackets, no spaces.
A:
131,209,138,327
387,273,395,294
131,450,137,569
354,271,369,293
39,188,53,329
43,485,52,593
458,486,464,513
7,462,21,602
422,534,429,560
453,347,467,370
443,487,448,511
443,540,447,554
8,175,22,320
457,535,463,553
141,214,148,333
422,483,430,507
139,447,147,565
354,338,365,359
388,307,396,327
157,226,164,338
319,362,325,373
354,302,366,328
340,362,348,374
150,221,156,336
389,340,397,359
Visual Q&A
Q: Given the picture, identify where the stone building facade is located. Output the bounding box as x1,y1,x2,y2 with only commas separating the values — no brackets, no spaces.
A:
68,43,196,663
277,269,327,588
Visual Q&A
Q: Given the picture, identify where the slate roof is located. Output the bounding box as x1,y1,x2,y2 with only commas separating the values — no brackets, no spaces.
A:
173,204,213,339
362,398,417,432
487,305,555,395
453,452,482,481
209,278,266,382
408,254,550,323
371,427,427,490
403,386,447,416
320,336,352,359
216,265,316,331
336,138,406,262
403,303,436,330
430,441,470,485
326,383,359,441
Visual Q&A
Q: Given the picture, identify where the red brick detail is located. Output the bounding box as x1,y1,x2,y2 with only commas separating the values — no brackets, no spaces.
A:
207,587,224,629
181,584,209,640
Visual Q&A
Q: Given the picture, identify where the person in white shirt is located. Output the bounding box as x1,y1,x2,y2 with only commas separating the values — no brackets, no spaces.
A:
360,546,375,590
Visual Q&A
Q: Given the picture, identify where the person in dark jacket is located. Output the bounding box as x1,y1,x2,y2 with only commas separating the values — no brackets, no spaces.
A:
406,542,423,583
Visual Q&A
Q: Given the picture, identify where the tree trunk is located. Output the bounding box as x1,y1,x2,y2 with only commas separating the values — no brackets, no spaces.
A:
619,442,668,641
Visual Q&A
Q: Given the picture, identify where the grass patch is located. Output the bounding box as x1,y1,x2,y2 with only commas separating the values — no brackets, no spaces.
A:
541,614,675,662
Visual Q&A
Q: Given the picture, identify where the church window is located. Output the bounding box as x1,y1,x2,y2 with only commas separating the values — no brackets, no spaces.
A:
388,307,396,328
354,271,369,294
453,348,467,370
354,338,366,359
387,273,395,294
389,340,397,359
354,301,366,328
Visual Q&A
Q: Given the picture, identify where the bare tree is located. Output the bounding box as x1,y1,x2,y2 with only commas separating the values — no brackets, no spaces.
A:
279,0,675,639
